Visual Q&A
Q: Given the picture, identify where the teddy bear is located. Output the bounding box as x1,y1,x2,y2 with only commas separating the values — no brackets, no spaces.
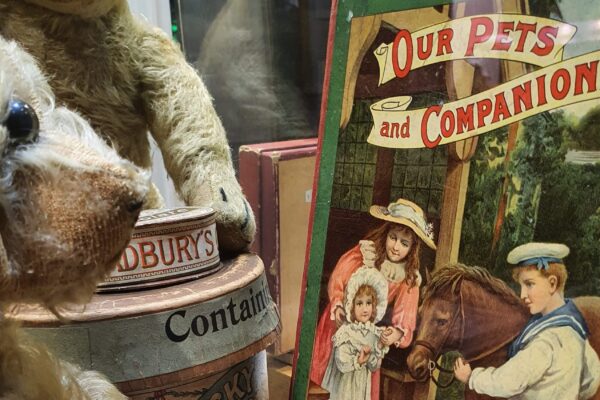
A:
0,35,147,399
0,0,256,253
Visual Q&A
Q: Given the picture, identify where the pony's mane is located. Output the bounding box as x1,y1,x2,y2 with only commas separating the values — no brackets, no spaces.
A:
422,263,522,306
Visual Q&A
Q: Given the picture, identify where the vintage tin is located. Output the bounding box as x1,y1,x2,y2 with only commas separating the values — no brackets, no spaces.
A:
121,351,271,400
97,207,221,292
18,253,280,399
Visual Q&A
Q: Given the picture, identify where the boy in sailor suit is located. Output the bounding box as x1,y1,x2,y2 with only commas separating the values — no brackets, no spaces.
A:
453,242,600,400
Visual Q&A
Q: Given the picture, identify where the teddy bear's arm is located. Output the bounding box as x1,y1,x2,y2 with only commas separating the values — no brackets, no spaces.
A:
131,21,256,253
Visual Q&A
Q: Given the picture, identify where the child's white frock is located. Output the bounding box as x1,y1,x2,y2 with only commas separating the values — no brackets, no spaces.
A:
321,322,389,400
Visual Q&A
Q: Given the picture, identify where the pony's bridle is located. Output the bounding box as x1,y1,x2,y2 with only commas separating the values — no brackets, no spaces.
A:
413,281,521,388
414,282,465,388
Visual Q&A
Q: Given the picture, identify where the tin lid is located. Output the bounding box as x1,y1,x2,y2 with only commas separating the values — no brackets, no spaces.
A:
96,206,221,292
135,207,216,228
16,254,264,324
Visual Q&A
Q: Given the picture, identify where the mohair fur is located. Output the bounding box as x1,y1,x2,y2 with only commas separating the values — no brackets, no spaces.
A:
0,0,256,252
0,36,148,399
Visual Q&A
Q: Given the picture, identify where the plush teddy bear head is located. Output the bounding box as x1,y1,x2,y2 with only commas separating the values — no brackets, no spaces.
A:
0,37,149,312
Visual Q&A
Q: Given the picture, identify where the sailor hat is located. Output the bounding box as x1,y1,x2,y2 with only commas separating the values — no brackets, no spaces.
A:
507,242,569,270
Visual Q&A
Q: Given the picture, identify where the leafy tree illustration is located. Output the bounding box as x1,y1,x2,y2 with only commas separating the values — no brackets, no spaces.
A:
460,127,507,269
536,163,600,296
493,112,567,276
571,105,600,150
533,105,600,296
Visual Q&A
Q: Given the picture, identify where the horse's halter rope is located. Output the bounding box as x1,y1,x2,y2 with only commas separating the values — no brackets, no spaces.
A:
414,281,520,388
414,282,465,388
414,285,462,357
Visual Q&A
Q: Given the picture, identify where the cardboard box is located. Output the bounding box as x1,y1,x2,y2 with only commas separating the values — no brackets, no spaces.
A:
239,139,317,354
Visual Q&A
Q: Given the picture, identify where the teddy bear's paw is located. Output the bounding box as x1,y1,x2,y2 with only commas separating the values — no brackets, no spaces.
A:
211,186,256,254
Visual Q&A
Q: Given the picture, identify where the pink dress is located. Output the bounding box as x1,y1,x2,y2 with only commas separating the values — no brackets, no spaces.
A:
310,245,419,400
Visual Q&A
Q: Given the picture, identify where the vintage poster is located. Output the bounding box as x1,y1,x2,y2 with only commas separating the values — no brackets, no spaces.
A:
292,0,600,399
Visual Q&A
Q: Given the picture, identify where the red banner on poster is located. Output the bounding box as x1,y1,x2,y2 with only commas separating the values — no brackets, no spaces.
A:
367,14,596,149
369,43,598,149
374,14,576,84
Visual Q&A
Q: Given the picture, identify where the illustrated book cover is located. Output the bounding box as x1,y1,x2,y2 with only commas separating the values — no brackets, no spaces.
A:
292,0,600,399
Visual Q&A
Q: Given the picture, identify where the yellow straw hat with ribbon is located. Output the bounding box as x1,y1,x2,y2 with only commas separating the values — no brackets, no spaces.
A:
369,198,436,250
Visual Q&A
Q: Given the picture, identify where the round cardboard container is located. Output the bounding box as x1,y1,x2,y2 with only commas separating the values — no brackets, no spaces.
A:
17,254,280,399
97,207,221,292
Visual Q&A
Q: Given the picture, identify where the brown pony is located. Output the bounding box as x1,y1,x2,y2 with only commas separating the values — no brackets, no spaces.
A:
406,263,600,400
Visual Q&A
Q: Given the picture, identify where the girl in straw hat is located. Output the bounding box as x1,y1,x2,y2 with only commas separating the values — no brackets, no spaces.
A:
321,267,390,400
310,198,436,400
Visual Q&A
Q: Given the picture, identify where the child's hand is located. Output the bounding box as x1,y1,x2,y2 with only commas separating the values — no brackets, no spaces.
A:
454,357,472,384
334,306,346,328
381,327,403,346
358,345,372,365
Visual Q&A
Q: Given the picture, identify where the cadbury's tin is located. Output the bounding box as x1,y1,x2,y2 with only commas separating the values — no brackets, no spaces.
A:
98,207,221,292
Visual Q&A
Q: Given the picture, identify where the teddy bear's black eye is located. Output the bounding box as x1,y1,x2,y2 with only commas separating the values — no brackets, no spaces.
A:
3,98,39,146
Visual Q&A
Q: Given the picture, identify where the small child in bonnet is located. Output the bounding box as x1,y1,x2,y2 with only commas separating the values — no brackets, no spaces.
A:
322,267,390,400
